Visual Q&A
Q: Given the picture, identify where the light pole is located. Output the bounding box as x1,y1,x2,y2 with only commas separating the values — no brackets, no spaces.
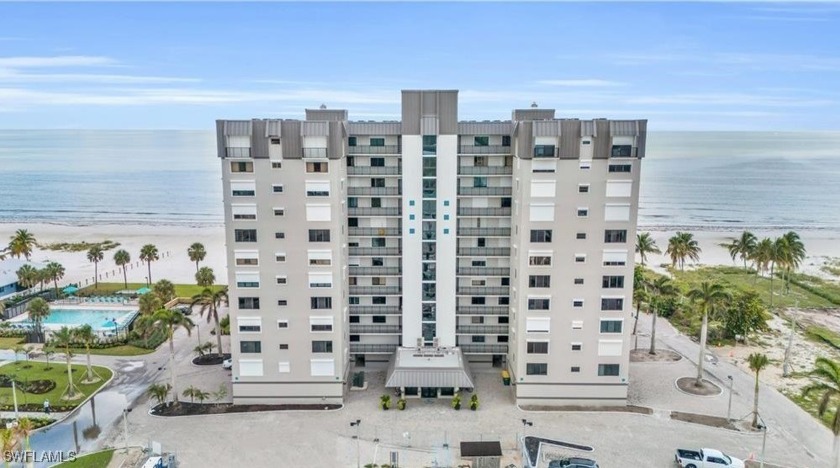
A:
521,420,533,466
350,419,361,468
757,423,768,468
726,375,734,422
11,380,19,420
122,408,132,453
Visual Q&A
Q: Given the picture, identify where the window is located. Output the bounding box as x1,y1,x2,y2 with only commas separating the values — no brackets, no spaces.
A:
422,200,436,219
232,205,257,220
528,298,550,310
349,334,360,342
277,320,289,329
423,179,437,197
498,296,509,305
471,335,485,343
311,341,333,353
575,254,586,263
474,136,489,146
498,316,509,324
604,204,630,221
306,181,330,197
271,161,282,169
309,230,331,242
577,208,589,218
272,184,284,193
602,276,625,288
423,135,437,154
370,178,386,188
308,250,331,266
530,204,554,222
598,364,620,376
579,161,591,170
608,164,631,173
471,316,485,324
278,300,288,306
310,317,334,332
526,317,550,333
529,275,551,288
231,182,256,197
275,276,287,285
572,321,583,329
473,176,488,188
600,319,623,333
573,300,584,307
474,156,488,168
603,250,628,266
423,157,436,176
275,253,286,262
529,255,552,266
611,145,633,157
372,237,386,247
372,296,387,305
533,145,555,158
370,157,385,167
527,342,549,354
308,273,333,288
238,297,260,309
574,278,584,285
604,229,627,243
235,258,258,266
579,184,590,193
235,272,260,288
273,208,285,216
237,318,261,333
526,363,548,375
606,180,633,198
275,232,285,239
270,138,281,145
240,341,262,353
235,229,257,242
370,137,385,147
348,136,357,147
530,230,552,243
372,316,386,324
306,162,328,173
571,343,582,351
311,297,332,309
471,297,486,305
349,316,359,323
576,232,587,240
230,161,253,173
278,361,290,373
502,135,511,146
571,366,581,373
279,344,289,350
601,298,624,311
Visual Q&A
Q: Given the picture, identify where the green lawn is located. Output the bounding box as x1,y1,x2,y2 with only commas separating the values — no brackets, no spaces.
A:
79,282,225,299
784,388,836,429
0,336,24,350
54,449,115,468
85,344,154,356
0,361,113,411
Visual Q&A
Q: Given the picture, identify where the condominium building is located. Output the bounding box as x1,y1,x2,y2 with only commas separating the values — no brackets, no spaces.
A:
216,90,645,406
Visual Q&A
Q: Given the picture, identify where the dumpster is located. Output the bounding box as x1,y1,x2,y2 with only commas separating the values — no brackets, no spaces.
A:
501,370,510,386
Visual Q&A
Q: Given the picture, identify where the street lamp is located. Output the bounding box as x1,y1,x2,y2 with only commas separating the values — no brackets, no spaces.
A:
122,408,133,453
726,375,734,422
350,419,361,468
757,423,768,468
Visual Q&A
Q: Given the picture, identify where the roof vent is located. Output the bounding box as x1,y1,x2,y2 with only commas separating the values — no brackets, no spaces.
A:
319,104,327,109
530,101,538,108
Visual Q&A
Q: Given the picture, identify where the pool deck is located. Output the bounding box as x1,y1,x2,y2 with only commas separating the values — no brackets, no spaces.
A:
7,302,139,334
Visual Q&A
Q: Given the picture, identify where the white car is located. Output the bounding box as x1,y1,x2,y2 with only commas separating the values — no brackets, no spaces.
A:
675,448,745,468
222,358,232,370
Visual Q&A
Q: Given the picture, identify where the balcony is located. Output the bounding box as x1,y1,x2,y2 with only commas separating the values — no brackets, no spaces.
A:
457,227,511,237
457,207,511,217
349,247,401,256
348,227,401,236
225,147,251,158
349,324,401,334
348,145,401,155
348,207,402,216
458,166,512,176
456,306,509,315
611,145,637,158
457,187,512,196
457,267,510,276
349,266,402,276
348,166,401,176
457,286,510,296
302,147,328,159
533,145,557,158
457,247,510,257
456,325,509,335
458,145,511,155
348,187,401,196
350,305,402,315
350,343,399,354
349,286,402,295
460,344,508,354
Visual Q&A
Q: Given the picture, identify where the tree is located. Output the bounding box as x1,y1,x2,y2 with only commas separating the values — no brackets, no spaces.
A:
726,231,757,271
720,291,770,343
73,324,99,383
776,231,806,294
43,346,55,370
751,238,775,284
26,297,50,343
135,309,193,402
139,244,159,285
182,385,209,404
14,417,34,453
632,266,649,339
44,261,65,296
649,276,678,355
666,231,702,271
87,246,104,289
212,383,228,407
16,264,39,290
148,383,172,407
188,242,206,274
153,279,176,304
138,293,162,316
195,267,215,288
191,287,228,358
635,232,660,266
36,268,49,292
687,281,732,386
51,326,82,399
8,229,37,260
113,249,131,288
748,353,770,428
0,427,19,468
802,357,840,468
194,341,215,357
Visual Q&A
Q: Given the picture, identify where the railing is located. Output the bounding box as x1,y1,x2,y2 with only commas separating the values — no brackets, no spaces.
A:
348,187,401,196
456,306,509,315
457,186,512,196
457,247,510,257
350,324,402,334
457,207,511,217
457,286,510,296
348,145,401,154
460,344,509,354
457,267,510,276
348,286,402,295
458,145,511,155
458,166,512,175
302,147,328,159
457,227,511,237
349,306,402,315
350,343,399,353
533,145,557,158
348,166,401,175
349,247,401,256
348,227,401,236
456,325,509,335
225,147,251,158
348,207,402,216
349,266,402,276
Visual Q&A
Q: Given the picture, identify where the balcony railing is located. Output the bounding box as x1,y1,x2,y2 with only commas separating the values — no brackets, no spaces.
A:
349,247,401,256
457,186,512,196
348,166,401,176
349,286,402,295
456,306,509,315
457,207,511,217
457,286,510,296
302,147,328,159
350,343,399,354
349,306,402,315
460,344,508,354
349,266,402,276
456,325,509,335
458,166,512,175
348,227,401,236
457,227,511,237
225,147,251,158
348,187,401,196
349,324,401,334
348,145,401,155
610,145,637,158
457,247,510,257
457,267,510,276
348,207,402,216
458,145,511,155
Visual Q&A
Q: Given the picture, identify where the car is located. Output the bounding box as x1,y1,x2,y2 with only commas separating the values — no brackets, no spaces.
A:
173,305,192,316
222,358,232,370
675,448,745,468
547,457,599,468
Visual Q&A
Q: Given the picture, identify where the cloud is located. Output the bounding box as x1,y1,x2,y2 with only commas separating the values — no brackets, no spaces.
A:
0,70,200,84
0,56,115,68
536,79,626,87
604,50,840,72
626,93,834,107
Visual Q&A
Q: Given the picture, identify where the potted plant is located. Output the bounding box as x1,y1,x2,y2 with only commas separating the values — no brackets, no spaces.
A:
451,393,461,410
469,394,479,411
380,394,391,410
397,398,406,410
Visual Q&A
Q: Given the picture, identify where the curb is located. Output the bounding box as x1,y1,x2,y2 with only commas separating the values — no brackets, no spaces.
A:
674,377,723,398
34,362,116,434
146,402,346,419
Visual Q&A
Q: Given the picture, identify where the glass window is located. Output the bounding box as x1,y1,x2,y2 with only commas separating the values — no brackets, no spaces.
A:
308,229,331,242
576,232,587,240
527,298,550,310
602,276,625,288
306,162,328,173
371,157,385,167
422,200,436,219
370,137,385,147
611,145,633,157
526,363,547,375
348,136,357,147
473,177,487,188
372,316,386,323
423,135,437,155
609,164,632,173
423,157,436,177
240,341,262,353
238,297,260,309
234,229,257,242
371,178,386,188
527,342,549,354
422,283,436,301
422,323,436,342
502,135,511,147
311,341,333,353
423,179,437,197
474,136,489,146
598,364,620,376
310,297,332,309
529,230,552,243
604,230,628,243
422,304,436,321
471,335,485,343
601,298,624,311
600,320,623,333
528,275,551,288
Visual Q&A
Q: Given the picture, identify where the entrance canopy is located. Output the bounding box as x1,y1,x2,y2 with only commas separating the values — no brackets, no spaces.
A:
385,346,474,389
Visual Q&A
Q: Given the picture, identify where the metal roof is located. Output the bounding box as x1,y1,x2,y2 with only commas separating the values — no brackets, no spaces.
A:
0,259,43,287
385,347,475,389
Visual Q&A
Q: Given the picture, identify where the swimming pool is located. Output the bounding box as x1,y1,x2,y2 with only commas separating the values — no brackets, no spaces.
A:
12,307,138,332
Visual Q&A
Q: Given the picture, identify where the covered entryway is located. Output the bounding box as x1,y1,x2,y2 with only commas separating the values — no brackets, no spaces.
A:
385,346,475,399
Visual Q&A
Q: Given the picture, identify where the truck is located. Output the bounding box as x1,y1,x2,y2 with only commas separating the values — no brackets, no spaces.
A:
674,448,745,468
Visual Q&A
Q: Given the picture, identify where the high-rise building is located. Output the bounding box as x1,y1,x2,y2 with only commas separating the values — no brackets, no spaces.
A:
217,90,645,406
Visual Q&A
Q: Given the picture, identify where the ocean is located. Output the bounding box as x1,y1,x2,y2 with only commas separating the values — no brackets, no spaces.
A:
1,130,839,231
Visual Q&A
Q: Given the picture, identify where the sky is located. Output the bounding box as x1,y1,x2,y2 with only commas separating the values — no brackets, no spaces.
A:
0,2,839,130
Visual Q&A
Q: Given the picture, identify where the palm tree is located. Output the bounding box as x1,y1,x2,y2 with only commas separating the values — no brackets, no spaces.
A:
87,245,104,289
726,231,757,271
188,242,206,274
16,264,39,291
666,231,702,271
777,231,806,293
631,266,649,339
36,268,49,292
182,385,209,404
52,326,81,399
8,229,37,260
802,357,840,468
191,287,228,358
44,261,65,296
650,276,678,355
0,427,18,468
14,417,34,453
138,293,162,316
195,267,215,288
748,353,770,428
635,232,661,266
687,281,732,386
26,297,50,343
135,309,193,402
113,249,131,288
751,238,774,284
43,346,55,370
73,324,99,383
148,383,172,407
139,244,159,285
153,279,176,304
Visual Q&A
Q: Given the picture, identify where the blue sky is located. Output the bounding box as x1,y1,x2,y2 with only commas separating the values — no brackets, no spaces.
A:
0,2,839,130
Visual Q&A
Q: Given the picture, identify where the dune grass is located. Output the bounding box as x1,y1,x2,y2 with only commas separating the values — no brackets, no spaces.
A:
54,449,115,468
0,361,112,411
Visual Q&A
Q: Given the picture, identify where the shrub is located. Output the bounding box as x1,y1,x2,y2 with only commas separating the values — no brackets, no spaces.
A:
452,393,461,410
469,394,479,411
397,398,406,410
380,394,391,410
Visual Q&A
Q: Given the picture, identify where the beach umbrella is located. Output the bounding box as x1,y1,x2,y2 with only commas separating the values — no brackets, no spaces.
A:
62,285,79,294
136,287,152,295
